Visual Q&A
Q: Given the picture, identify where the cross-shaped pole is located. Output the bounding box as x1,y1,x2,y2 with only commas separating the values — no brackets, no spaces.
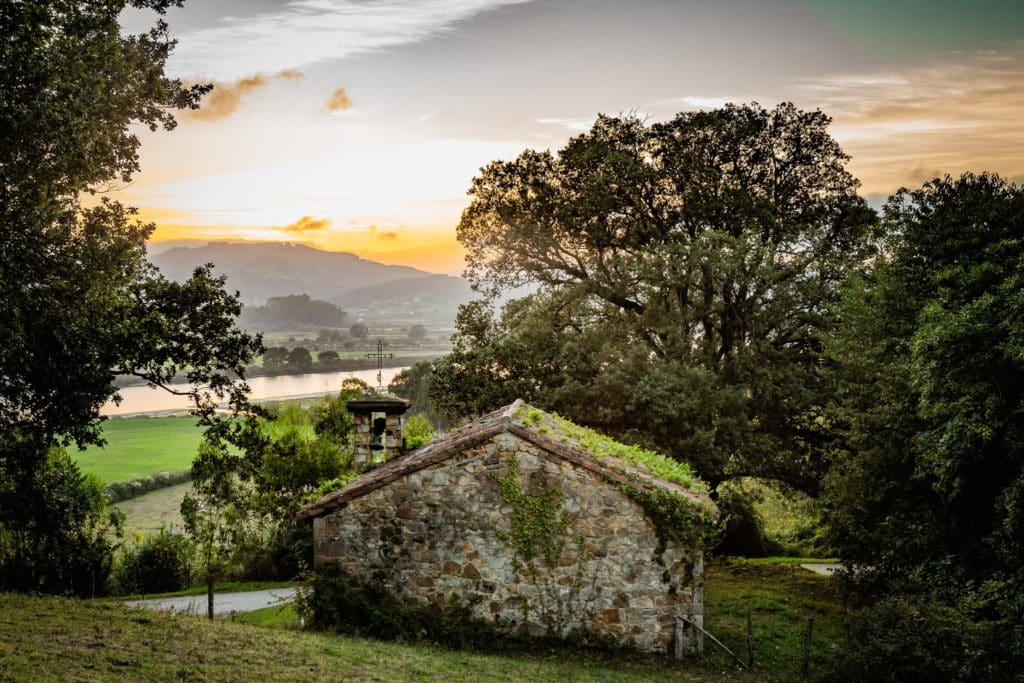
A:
365,339,393,393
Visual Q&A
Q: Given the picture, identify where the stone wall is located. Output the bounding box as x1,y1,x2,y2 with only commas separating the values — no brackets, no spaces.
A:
352,411,405,467
313,432,704,653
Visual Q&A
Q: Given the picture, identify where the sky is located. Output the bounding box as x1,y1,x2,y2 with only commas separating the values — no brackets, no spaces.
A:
116,0,1024,274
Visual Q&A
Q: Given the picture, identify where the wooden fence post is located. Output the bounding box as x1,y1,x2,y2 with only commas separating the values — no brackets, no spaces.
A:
746,607,754,668
801,617,814,677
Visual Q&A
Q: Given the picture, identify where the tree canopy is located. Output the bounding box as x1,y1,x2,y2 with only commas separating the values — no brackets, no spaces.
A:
433,103,876,494
0,0,261,593
821,173,1024,677
825,173,1024,593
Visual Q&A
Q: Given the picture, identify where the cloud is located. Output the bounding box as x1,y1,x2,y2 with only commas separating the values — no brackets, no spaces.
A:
378,231,399,240
169,0,535,81
792,47,1024,194
186,70,304,121
536,117,593,131
327,87,352,112
280,216,331,233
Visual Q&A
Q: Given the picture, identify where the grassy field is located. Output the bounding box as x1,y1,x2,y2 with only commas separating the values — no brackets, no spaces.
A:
116,482,191,536
0,561,843,682
75,417,204,484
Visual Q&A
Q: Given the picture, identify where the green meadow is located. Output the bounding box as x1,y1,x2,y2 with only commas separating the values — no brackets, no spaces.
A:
0,560,843,682
75,417,205,484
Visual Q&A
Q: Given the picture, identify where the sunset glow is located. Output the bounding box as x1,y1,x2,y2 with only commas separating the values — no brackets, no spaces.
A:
113,0,1024,274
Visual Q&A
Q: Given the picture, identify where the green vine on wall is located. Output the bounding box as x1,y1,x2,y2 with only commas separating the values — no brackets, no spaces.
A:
495,454,574,569
620,485,719,562
493,455,594,636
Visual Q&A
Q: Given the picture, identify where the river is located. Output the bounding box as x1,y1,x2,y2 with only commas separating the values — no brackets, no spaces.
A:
102,367,409,416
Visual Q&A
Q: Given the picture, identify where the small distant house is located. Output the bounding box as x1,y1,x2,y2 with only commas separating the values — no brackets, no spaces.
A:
298,398,715,655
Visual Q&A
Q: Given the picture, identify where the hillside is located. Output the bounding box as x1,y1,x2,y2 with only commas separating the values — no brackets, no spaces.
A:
150,242,434,306
332,274,476,323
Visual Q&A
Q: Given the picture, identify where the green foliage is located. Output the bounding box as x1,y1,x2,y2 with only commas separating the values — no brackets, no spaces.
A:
819,597,1007,682
407,324,427,342
105,470,191,503
0,447,123,596
0,0,262,595
495,456,575,570
389,360,447,429
299,566,508,649
309,378,369,443
317,350,340,368
433,103,876,496
824,173,1024,676
508,405,717,555
710,482,778,557
403,413,435,450
349,323,369,339
263,347,289,371
515,406,703,493
286,347,314,372
111,528,195,595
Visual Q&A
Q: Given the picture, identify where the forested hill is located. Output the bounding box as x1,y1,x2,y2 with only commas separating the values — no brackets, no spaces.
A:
149,242,434,306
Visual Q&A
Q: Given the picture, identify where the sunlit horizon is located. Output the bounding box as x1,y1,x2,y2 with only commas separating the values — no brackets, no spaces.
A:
112,0,1024,275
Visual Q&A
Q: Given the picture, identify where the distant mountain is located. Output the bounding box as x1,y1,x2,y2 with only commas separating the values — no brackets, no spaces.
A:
333,274,477,324
150,242,432,306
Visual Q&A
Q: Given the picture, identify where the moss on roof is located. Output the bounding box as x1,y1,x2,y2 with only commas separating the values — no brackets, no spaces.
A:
513,404,707,496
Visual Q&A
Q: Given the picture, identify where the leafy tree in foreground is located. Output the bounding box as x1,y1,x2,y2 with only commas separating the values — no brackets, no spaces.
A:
0,1,261,594
432,103,876,494
824,174,1023,677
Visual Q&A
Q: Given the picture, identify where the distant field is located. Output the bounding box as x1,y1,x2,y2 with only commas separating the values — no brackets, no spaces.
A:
117,482,191,536
75,417,204,484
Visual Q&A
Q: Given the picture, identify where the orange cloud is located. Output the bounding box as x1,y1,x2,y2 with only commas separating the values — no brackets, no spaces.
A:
186,70,304,122
378,231,399,240
327,87,352,112
797,48,1024,194
280,215,331,233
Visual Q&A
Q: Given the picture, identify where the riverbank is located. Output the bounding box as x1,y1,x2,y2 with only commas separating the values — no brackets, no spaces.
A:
104,365,412,416
112,355,437,389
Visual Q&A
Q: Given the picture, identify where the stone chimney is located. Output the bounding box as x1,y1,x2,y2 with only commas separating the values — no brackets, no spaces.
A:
346,395,411,468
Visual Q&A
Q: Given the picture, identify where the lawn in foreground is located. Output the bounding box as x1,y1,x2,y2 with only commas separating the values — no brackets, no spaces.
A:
75,417,204,484
0,561,843,681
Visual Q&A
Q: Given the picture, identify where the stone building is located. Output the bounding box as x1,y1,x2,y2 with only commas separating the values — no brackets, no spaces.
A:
298,399,715,655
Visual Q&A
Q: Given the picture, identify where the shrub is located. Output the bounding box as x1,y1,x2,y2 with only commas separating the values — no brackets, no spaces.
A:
403,413,434,450
112,528,195,595
298,566,506,649
819,596,1004,682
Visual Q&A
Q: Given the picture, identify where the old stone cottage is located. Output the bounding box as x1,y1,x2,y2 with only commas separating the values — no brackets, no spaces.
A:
297,398,715,654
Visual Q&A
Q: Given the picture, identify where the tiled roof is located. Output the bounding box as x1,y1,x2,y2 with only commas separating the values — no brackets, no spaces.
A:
297,399,713,520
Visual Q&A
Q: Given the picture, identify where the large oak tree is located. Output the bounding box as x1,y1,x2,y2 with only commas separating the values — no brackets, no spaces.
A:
432,104,876,494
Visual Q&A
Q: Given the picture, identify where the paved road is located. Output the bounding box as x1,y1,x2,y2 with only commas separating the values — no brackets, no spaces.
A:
122,587,297,617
